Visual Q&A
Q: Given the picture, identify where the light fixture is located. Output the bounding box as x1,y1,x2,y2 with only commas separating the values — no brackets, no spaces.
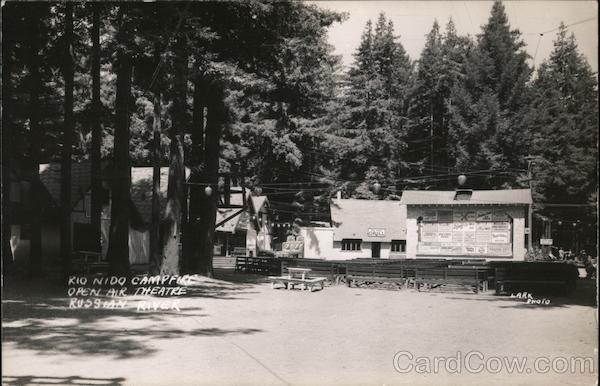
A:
373,181,381,194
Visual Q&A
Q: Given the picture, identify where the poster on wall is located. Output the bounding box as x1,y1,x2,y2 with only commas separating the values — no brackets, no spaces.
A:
418,207,512,257
438,232,453,243
422,232,438,242
463,232,476,243
418,242,441,254
475,232,492,243
491,231,510,244
438,222,452,232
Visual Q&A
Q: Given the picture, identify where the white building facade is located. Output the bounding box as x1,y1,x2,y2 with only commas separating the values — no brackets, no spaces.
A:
301,198,407,260
400,189,532,261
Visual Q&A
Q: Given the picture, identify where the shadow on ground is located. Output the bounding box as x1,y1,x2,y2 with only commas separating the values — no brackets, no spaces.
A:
2,272,265,360
212,269,271,285
178,269,267,300
2,375,126,386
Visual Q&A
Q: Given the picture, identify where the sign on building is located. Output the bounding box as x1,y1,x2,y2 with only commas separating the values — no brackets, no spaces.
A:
367,228,385,237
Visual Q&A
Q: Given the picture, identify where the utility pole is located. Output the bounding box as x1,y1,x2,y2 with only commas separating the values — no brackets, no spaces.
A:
525,155,536,251
430,101,434,172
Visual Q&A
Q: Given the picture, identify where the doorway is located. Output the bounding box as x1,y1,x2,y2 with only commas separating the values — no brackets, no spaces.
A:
371,242,381,258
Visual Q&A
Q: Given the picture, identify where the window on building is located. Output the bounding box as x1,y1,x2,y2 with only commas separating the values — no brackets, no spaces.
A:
391,240,406,252
342,239,361,251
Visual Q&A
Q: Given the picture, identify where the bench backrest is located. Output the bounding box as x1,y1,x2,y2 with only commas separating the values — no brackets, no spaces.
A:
493,262,578,282
415,267,480,280
345,261,405,278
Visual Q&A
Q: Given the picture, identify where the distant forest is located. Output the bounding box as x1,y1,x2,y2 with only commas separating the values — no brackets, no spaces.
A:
2,1,597,275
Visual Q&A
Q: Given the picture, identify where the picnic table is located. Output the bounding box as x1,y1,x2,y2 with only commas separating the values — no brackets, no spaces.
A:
268,267,326,292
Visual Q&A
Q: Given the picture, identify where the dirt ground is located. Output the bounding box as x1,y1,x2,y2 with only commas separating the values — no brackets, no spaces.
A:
2,270,598,386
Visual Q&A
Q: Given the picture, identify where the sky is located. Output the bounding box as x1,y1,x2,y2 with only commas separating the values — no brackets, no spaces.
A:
310,1,598,73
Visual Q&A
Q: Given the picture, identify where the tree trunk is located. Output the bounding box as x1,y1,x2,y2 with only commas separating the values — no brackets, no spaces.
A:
1,165,12,273
2,18,15,273
90,3,103,255
106,51,132,276
150,87,162,275
60,2,74,280
185,78,207,274
149,43,164,275
159,35,188,275
196,81,226,277
27,4,44,277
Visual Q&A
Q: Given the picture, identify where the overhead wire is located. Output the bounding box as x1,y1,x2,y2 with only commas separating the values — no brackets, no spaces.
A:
530,16,597,67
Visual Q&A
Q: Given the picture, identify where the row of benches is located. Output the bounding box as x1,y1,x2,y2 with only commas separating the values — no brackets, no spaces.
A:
492,261,578,295
345,260,492,293
236,257,579,294
236,257,493,293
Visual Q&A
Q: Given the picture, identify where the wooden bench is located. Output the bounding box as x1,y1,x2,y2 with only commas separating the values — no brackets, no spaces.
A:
346,262,408,288
235,256,249,272
396,260,451,287
495,279,574,295
414,267,483,293
345,259,452,289
268,276,326,292
235,256,278,274
213,256,236,269
493,262,578,295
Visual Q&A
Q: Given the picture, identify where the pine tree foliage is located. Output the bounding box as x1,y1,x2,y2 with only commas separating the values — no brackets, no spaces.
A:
2,1,598,274
407,19,471,184
333,13,412,198
447,0,533,188
524,24,598,222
